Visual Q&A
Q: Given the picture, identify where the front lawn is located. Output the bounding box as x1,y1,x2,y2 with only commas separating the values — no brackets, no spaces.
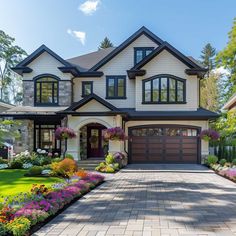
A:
0,169,63,197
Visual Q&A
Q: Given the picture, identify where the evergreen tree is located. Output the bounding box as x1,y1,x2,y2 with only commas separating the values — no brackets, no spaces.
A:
200,43,216,75
98,37,114,49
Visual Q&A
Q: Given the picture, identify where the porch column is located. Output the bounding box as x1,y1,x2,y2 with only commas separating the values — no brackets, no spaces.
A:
67,130,80,160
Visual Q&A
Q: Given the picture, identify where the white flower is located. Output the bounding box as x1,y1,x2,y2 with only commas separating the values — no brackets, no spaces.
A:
23,163,33,169
41,150,47,154
41,169,51,175
0,164,8,169
37,149,42,153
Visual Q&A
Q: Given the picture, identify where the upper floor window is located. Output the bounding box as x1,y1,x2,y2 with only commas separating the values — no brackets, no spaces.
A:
134,47,154,65
106,76,126,99
82,81,93,97
35,76,59,106
143,75,186,104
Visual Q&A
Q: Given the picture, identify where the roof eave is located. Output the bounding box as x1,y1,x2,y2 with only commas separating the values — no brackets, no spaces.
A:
127,69,146,79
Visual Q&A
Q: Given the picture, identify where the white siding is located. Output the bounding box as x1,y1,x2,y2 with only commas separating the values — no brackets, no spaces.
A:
23,52,72,81
136,50,199,111
73,34,159,107
76,100,110,112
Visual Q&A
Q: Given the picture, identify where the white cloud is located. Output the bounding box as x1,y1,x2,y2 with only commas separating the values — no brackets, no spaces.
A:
79,0,100,15
67,29,86,45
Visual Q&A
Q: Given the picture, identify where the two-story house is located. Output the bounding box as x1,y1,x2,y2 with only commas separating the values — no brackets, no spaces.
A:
2,26,218,163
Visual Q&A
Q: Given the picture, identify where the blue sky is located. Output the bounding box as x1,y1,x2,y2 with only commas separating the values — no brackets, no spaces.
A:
0,0,235,60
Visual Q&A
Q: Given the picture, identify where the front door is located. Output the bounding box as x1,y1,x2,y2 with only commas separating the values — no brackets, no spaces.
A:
87,126,106,158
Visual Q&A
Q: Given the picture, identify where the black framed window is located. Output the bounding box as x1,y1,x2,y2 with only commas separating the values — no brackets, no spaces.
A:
143,75,186,104
134,47,154,65
82,81,93,97
35,77,59,106
34,124,61,152
106,76,126,99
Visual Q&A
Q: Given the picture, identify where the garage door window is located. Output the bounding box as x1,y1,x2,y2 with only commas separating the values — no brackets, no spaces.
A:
132,127,198,136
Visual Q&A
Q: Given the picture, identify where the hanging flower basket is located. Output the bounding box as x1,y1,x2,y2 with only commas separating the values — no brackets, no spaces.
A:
200,129,220,141
102,127,128,141
55,127,76,140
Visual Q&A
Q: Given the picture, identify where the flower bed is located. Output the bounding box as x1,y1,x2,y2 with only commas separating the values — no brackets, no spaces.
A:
205,155,236,183
0,173,104,236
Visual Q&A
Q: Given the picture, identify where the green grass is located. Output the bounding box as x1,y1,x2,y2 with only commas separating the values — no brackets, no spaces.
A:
0,169,63,197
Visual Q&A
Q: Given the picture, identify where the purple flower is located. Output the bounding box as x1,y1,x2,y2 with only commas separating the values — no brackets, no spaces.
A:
55,127,76,140
200,129,220,141
102,127,128,141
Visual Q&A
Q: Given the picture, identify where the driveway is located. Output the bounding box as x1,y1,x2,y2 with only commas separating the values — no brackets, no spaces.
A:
35,164,236,236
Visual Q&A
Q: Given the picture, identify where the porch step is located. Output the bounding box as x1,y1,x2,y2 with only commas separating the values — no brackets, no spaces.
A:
77,159,104,171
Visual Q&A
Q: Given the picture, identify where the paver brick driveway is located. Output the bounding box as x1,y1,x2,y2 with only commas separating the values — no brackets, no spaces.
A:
35,164,236,236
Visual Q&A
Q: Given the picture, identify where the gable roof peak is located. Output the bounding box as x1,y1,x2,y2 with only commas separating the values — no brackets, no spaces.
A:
89,26,164,71
16,44,71,68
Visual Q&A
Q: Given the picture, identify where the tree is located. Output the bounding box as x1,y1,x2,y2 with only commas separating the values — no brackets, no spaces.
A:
199,43,220,111
0,30,27,103
200,43,216,76
98,37,114,49
200,72,220,112
0,119,21,142
216,18,236,99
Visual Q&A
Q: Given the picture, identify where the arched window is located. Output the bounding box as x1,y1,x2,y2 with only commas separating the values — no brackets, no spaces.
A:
35,75,59,105
142,75,186,104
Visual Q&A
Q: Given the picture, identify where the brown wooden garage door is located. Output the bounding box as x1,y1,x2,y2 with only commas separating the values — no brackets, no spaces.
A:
129,126,200,164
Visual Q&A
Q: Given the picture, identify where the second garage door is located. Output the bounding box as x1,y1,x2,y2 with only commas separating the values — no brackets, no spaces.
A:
129,126,200,164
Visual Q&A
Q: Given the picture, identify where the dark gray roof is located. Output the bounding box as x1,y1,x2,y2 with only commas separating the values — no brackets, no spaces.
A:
66,47,116,71
121,107,219,120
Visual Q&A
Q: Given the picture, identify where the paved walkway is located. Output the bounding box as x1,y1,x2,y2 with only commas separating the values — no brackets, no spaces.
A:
35,164,236,236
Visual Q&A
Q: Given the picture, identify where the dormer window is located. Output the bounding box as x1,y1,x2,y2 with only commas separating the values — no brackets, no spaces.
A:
143,75,186,104
134,47,154,65
35,75,59,106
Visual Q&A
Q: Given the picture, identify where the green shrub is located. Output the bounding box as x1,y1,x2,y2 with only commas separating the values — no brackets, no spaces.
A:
6,217,30,236
10,159,23,169
105,153,115,164
0,222,7,236
219,158,227,166
232,159,236,165
205,155,218,166
0,158,8,164
51,157,63,163
65,154,74,160
113,163,120,170
104,166,115,173
25,166,43,176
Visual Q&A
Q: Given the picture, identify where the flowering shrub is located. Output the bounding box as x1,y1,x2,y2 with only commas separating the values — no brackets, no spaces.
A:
55,127,76,140
76,169,88,179
14,209,49,226
0,172,104,235
22,163,33,169
200,129,220,141
6,216,30,236
102,127,127,141
0,207,14,223
219,169,236,180
30,184,49,196
51,158,78,179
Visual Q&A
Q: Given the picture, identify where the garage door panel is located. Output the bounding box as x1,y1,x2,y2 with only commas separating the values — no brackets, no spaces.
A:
165,139,181,144
182,143,197,148
130,126,199,164
148,143,164,148
165,149,181,154
182,149,196,154
132,143,146,149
